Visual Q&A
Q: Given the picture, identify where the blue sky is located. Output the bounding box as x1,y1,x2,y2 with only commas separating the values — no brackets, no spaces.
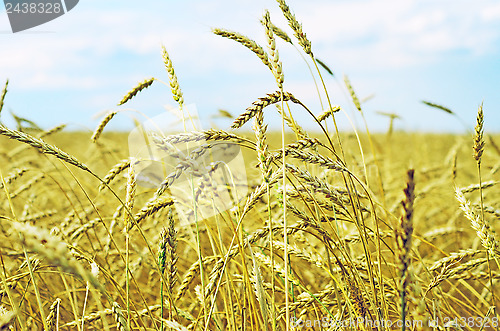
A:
0,0,499,133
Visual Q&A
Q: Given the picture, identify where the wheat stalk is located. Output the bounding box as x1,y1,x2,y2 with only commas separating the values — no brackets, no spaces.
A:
276,104,308,140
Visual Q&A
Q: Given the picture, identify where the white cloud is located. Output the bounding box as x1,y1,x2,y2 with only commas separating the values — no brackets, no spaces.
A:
284,0,500,69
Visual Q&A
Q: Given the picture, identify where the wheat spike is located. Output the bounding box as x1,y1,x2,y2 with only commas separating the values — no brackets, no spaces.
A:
254,110,270,181
316,106,341,122
123,166,136,230
429,249,481,272
276,0,312,55
232,91,300,129
0,125,94,175
99,158,131,190
473,103,485,164
91,111,118,142
344,75,362,112
112,302,130,331
456,188,500,257
263,10,284,89
259,19,292,44
212,28,273,71
161,45,184,107
0,167,28,190
395,169,415,329
45,298,61,331
0,79,9,116
118,77,155,106
166,209,178,294
129,196,174,231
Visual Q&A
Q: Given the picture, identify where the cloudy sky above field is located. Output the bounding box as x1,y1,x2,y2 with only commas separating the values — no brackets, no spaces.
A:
0,0,499,133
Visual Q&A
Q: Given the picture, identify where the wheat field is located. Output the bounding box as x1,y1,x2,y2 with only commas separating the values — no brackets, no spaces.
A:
1,1,500,330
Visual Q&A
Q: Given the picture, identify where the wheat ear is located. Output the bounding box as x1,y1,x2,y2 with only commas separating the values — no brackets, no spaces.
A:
118,77,155,106
45,298,61,331
473,103,485,164
232,91,300,129
254,110,270,181
99,158,131,190
212,28,273,71
455,188,499,257
129,196,174,231
317,106,341,122
395,169,415,330
166,209,178,294
263,10,284,89
259,19,292,44
161,45,184,107
112,302,130,331
91,111,118,142
0,126,94,175
344,75,362,112
0,79,8,116
275,0,312,55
